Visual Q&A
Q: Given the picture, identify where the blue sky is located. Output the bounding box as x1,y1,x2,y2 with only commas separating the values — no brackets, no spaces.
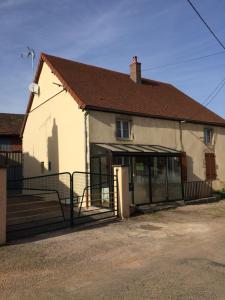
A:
1,0,225,117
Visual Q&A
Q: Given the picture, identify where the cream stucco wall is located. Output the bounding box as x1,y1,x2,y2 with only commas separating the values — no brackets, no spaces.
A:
23,62,86,177
89,110,225,190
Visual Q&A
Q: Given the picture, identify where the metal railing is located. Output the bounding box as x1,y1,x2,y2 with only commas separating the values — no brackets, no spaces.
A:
7,171,119,239
71,171,118,225
184,180,212,201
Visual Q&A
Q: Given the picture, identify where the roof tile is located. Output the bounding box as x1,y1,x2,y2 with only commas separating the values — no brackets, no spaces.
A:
38,53,225,126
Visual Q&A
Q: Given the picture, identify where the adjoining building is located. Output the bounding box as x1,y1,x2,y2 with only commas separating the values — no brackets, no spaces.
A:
0,113,24,180
22,53,225,205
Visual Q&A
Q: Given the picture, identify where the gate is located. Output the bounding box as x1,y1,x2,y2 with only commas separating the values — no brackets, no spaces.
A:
71,172,118,225
7,171,118,240
7,172,71,241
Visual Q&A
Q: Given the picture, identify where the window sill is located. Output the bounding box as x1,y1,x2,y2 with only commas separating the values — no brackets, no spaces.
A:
116,137,133,141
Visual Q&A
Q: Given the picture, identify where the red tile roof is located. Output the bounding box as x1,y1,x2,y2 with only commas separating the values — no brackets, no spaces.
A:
26,53,225,128
0,113,24,135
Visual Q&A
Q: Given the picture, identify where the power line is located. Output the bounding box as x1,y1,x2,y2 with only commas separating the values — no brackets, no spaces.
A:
30,88,65,113
186,77,225,121
204,79,225,107
201,77,225,106
142,51,224,72
186,0,225,51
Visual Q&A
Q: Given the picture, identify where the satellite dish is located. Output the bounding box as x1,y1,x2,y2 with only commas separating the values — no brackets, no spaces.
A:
29,82,39,95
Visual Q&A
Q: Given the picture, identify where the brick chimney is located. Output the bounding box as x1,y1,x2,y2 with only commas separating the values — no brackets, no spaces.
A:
130,56,141,84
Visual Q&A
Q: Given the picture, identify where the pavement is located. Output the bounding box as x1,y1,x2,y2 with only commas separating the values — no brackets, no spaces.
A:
1,200,225,299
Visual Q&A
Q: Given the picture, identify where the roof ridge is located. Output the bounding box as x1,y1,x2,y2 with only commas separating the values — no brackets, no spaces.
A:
42,52,170,86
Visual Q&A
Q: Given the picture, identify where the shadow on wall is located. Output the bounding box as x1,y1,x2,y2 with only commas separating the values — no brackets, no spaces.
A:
186,155,202,181
48,118,59,174
23,118,59,177
18,119,71,206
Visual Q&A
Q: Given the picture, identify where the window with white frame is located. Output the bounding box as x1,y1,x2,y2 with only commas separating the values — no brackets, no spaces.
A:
116,119,131,139
204,128,213,144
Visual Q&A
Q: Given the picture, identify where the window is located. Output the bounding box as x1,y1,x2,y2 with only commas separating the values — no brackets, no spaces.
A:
116,120,131,139
204,128,213,144
0,137,12,151
205,153,216,180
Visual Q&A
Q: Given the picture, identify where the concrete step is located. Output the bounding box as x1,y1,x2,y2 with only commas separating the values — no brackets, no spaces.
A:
185,196,217,205
135,200,185,214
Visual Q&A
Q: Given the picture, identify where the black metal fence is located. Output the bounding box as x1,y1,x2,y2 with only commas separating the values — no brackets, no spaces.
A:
7,171,118,240
184,181,212,201
7,172,71,240
0,151,22,181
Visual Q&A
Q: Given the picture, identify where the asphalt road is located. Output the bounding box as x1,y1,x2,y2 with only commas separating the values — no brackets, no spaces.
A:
1,201,225,299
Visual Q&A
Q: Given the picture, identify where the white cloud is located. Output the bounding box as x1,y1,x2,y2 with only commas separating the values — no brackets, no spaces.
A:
0,0,30,9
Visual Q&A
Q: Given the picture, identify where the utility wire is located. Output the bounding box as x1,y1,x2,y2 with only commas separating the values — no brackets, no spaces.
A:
186,0,225,51
204,79,225,107
30,88,65,113
201,77,225,106
142,51,224,72
186,77,225,121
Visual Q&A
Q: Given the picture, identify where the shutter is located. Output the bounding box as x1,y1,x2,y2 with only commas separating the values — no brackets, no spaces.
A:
205,153,216,180
180,152,187,182
205,153,210,180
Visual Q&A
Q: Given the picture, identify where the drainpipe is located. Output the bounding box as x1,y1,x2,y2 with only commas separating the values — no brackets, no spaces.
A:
179,120,186,201
84,111,90,208
179,121,185,152
84,111,90,173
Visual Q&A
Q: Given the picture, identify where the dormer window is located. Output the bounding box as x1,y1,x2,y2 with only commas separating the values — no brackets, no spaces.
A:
204,128,213,145
116,119,131,139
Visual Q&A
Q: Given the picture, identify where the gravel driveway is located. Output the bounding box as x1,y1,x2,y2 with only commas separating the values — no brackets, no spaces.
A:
1,200,225,299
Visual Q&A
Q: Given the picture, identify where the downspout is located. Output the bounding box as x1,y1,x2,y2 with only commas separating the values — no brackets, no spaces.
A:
179,120,186,200
179,121,185,152
84,111,90,208
84,111,90,173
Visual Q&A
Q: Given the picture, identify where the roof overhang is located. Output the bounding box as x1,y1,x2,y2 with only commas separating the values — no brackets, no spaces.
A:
92,143,181,156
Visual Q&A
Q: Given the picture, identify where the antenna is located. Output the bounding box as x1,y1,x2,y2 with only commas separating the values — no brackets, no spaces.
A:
21,47,39,95
21,46,36,75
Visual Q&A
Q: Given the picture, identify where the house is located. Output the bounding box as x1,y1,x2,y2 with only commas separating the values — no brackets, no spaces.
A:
0,113,24,151
22,53,225,205
0,113,24,180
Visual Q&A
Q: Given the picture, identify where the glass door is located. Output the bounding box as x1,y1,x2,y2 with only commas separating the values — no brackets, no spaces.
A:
133,156,150,205
151,157,167,202
167,157,182,200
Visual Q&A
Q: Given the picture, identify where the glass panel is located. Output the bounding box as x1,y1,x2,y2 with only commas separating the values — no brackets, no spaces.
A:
133,157,150,204
122,121,129,138
167,157,182,200
151,157,167,202
122,129,129,139
122,121,129,131
116,121,122,138
204,128,213,144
